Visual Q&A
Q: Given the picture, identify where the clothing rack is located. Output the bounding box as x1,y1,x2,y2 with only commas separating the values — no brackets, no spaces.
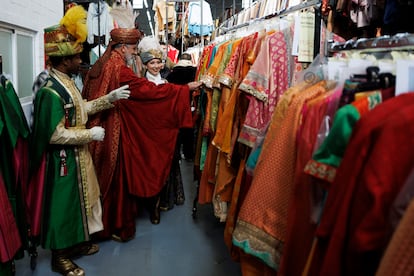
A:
329,33,414,53
218,0,321,35
191,0,323,219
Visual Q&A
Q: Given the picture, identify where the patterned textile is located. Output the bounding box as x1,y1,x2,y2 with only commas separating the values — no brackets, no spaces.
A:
232,80,327,269
312,93,414,276
196,41,242,204
31,69,111,249
238,31,289,148
376,191,414,275
278,88,341,276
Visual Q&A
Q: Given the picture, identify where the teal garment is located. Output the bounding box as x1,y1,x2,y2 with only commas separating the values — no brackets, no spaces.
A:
246,143,262,174
312,92,382,169
31,76,86,250
312,104,361,168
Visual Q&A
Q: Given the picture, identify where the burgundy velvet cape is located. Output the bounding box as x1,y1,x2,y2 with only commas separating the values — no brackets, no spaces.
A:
83,51,191,239
118,68,192,197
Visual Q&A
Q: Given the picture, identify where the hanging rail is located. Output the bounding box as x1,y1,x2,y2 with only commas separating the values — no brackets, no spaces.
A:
218,0,321,34
329,33,414,53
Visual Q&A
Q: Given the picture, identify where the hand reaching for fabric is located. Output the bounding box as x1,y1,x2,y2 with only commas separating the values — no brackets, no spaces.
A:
187,81,203,91
107,84,131,102
90,126,105,141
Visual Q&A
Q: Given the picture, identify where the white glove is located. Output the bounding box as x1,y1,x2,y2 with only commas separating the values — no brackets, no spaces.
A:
108,84,131,103
90,126,105,141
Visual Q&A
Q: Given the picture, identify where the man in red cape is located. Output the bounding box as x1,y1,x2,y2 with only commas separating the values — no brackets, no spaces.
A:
83,28,201,241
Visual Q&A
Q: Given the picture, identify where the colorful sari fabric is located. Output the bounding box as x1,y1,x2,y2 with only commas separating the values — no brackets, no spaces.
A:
212,33,257,157
278,88,341,276
212,41,243,153
196,43,221,203
200,43,220,136
196,39,243,205
312,93,414,276
232,80,327,269
238,31,289,147
209,34,257,218
210,41,235,132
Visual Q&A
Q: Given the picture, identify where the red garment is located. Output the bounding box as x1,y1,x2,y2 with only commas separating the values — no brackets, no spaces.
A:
0,173,21,262
167,45,179,63
313,93,414,276
279,90,340,276
118,68,192,197
83,51,191,240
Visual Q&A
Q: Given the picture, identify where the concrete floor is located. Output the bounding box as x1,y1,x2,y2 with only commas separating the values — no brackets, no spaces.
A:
14,160,242,276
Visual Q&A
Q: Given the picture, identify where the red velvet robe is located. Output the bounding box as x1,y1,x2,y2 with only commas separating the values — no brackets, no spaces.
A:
118,68,192,197
83,51,192,240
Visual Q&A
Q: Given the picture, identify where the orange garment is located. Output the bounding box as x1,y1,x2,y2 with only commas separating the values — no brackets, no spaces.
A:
212,35,263,205
197,141,218,204
232,80,328,269
278,88,341,276
376,197,414,276
212,33,256,156
196,39,243,204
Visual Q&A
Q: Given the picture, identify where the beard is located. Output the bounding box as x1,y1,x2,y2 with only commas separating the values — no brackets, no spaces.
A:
125,54,135,66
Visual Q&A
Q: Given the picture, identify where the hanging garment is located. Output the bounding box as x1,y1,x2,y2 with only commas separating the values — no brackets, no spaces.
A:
238,31,289,148
311,92,414,276
0,75,30,260
87,0,113,45
376,170,414,275
304,87,394,183
154,0,176,34
232,80,328,270
187,0,214,36
278,87,342,276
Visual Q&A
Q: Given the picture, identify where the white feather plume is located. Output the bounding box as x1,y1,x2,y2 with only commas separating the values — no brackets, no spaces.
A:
110,0,137,28
137,36,162,53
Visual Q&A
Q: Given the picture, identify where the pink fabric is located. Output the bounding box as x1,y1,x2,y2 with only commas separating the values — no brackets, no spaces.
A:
238,31,289,147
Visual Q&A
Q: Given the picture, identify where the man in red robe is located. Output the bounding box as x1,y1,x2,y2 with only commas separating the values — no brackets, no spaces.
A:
83,28,201,241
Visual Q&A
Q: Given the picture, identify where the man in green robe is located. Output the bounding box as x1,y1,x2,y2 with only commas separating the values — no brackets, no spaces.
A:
30,5,130,276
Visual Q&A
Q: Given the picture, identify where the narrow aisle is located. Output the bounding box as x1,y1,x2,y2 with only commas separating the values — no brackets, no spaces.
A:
15,159,242,276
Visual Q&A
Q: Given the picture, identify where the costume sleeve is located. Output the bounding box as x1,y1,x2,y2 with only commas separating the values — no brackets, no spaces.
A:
84,95,113,115
49,117,93,145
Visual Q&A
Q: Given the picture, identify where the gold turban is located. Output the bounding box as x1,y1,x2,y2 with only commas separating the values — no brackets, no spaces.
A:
44,5,87,57
110,28,141,45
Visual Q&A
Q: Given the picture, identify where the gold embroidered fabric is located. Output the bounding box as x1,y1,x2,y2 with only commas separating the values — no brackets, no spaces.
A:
49,69,102,221
233,80,328,268
85,96,113,115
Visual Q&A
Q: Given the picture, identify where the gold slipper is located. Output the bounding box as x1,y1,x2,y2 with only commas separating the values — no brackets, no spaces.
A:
52,255,85,276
